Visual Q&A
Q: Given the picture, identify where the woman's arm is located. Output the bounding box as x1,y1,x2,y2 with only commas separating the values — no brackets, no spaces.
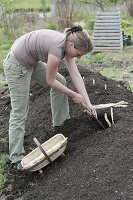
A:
65,56,97,117
46,54,96,116
46,54,76,98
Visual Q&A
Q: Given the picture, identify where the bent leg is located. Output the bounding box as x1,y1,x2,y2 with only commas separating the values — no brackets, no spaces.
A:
4,53,33,163
32,61,70,126
50,73,70,126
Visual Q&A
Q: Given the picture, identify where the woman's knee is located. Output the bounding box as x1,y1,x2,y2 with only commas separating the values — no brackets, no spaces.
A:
10,104,29,123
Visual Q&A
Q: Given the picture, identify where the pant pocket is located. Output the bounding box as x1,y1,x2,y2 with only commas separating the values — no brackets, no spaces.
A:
3,55,11,70
4,62,27,80
20,66,32,77
4,54,32,79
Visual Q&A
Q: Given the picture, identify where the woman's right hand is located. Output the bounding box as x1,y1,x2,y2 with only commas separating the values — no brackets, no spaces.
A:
72,92,84,105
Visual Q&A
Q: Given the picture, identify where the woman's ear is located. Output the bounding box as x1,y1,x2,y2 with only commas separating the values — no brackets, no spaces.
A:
69,42,74,47
70,42,75,49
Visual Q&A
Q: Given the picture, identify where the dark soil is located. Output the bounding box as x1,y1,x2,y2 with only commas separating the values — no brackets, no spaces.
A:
0,62,133,200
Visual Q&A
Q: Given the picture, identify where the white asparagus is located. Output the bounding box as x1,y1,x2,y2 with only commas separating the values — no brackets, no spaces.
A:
111,107,114,124
104,113,112,127
93,79,95,85
94,101,128,109
84,101,128,114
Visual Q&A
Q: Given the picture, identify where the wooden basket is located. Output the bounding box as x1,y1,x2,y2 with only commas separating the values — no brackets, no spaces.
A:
21,134,67,172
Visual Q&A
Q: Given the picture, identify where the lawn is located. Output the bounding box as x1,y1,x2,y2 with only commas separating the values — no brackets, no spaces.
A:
0,38,14,73
11,0,50,11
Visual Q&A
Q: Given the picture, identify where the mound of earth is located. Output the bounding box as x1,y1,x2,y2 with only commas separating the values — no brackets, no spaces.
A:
0,62,133,200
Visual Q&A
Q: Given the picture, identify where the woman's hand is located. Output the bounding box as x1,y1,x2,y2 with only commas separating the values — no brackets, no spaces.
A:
82,102,97,118
72,93,97,118
72,92,84,105
71,92,97,118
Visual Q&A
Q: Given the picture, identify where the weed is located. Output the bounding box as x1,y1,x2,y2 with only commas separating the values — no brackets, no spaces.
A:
46,23,58,30
0,138,7,144
0,154,9,188
77,53,112,65
0,38,14,72
127,85,133,92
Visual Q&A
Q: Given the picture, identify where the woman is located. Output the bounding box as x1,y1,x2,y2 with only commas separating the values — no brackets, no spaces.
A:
3,25,97,171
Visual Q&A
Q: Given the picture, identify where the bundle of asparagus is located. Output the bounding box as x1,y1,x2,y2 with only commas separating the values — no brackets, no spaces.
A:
94,101,128,109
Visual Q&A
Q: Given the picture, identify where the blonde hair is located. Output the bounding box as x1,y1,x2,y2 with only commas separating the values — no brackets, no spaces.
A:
64,25,93,53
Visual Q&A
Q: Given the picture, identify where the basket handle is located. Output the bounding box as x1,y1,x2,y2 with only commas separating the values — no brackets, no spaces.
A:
33,138,52,163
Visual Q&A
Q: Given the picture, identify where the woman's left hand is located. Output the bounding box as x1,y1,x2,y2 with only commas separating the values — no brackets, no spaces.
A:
82,102,97,118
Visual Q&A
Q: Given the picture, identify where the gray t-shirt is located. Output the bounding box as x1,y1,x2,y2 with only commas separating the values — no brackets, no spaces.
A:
11,29,66,68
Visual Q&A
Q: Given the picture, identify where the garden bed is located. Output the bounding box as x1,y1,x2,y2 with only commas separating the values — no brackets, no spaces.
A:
0,61,133,200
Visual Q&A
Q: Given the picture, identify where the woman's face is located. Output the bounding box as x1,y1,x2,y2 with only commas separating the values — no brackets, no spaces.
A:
65,42,87,58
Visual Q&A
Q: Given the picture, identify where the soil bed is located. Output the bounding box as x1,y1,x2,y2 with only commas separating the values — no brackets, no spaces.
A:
0,62,133,200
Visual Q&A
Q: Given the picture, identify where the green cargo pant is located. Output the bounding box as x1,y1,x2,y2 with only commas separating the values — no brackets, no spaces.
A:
3,52,70,163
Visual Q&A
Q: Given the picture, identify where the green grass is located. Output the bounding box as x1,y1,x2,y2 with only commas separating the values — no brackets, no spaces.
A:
0,38,14,73
0,137,7,144
100,65,133,91
0,133,9,188
11,0,50,11
123,25,133,38
76,53,112,65
0,154,9,188
122,16,133,37
86,53,112,63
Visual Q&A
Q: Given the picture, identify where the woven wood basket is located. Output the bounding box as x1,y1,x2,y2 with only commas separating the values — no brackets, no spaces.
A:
21,134,67,172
